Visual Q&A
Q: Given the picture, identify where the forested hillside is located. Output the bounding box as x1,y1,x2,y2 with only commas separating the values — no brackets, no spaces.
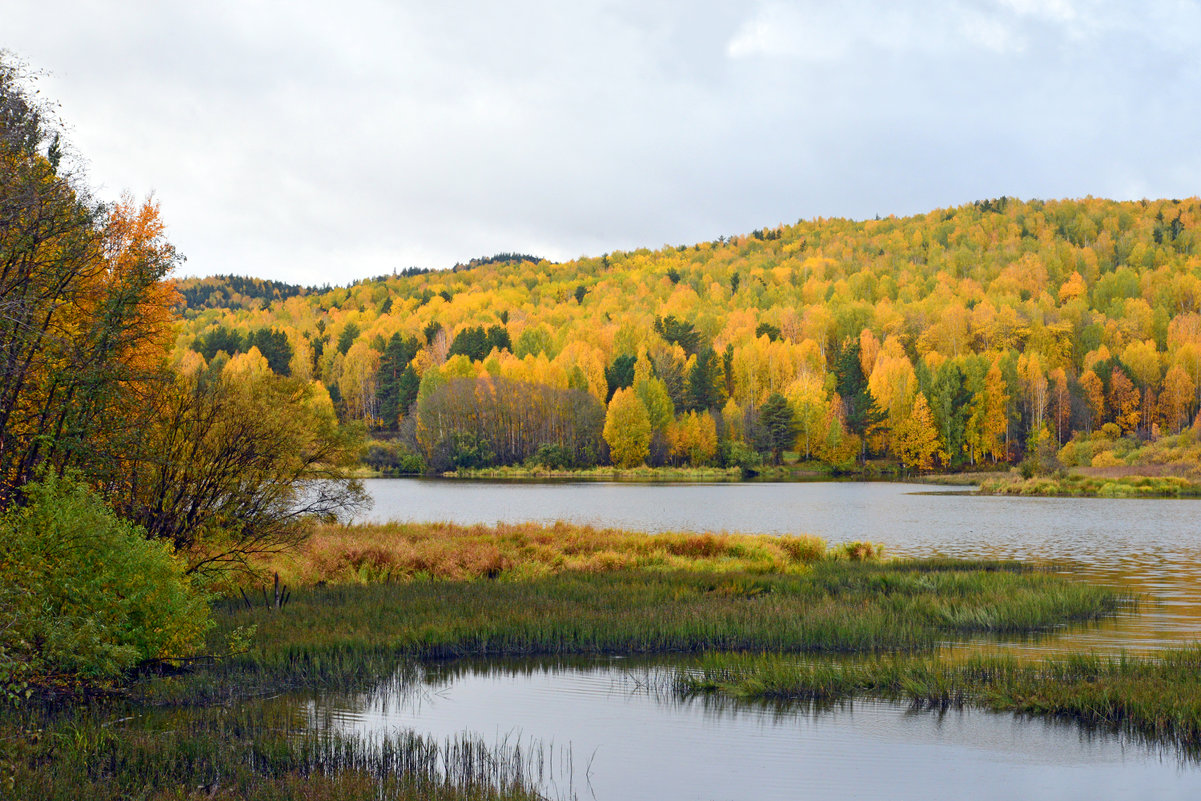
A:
175,196,1201,473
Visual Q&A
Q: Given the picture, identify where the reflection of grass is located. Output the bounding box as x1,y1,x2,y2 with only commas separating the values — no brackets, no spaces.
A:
4,700,546,800
677,646,1201,756
254,521,835,586
979,473,1201,498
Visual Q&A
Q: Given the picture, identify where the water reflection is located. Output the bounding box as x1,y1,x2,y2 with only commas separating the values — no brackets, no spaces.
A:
305,657,1201,801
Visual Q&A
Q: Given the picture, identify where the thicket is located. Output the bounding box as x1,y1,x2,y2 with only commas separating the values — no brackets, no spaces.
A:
0,473,211,693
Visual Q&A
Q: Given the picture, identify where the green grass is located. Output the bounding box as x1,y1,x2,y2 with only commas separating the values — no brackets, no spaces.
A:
676,647,1201,756
165,559,1123,704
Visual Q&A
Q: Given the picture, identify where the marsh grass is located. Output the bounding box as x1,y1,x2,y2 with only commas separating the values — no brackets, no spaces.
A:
153,559,1125,706
2,523,1128,799
979,473,1201,498
677,646,1201,756
249,521,833,586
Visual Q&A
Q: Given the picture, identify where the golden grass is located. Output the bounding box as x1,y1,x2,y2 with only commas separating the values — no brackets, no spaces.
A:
250,521,836,587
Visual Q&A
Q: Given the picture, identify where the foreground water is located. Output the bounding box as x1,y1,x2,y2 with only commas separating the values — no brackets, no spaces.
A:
314,479,1201,799
306,658,1201,801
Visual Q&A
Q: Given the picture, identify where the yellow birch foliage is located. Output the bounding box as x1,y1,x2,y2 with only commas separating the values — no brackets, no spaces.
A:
604,387,651,467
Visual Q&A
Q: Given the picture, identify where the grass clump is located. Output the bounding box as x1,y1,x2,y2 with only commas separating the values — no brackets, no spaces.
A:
676,646,1201,756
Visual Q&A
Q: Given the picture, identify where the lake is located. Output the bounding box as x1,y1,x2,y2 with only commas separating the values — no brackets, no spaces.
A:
315,479,1201,799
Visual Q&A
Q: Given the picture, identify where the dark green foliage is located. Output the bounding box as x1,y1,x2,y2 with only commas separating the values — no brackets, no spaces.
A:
175,274,307,311
422,320,442,344
448,325,511,361
377,333,421,427
452,252,544,270
574,284,587,304
193,325,244,361
717,439,762,472
526,443,575,469
247,327,293,375
605,353,637,400
653,314,702,355
722,343,735,398
193,326,293,374
755,393,796,465
337,322,361,356
928,361,972,465
686,347,721,412
755,322,781,341
834,340,884,443
362,440,425,475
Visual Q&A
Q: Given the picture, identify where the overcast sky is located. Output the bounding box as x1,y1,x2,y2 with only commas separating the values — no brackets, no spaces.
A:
7,1,1201,284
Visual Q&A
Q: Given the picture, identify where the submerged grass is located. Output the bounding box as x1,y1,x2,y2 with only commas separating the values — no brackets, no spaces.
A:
677,646,1201,756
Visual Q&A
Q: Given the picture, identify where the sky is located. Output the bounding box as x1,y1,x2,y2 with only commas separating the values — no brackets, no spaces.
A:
6,1,1201,285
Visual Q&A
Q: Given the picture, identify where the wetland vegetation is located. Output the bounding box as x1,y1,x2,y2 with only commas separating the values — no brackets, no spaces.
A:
677,646,1201,757
2,520,1128,799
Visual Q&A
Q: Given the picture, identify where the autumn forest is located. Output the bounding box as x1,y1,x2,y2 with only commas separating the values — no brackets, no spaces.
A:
177,195,1201,475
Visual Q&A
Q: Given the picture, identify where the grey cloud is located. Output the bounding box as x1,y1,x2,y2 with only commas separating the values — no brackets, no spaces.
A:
5,1,1200,283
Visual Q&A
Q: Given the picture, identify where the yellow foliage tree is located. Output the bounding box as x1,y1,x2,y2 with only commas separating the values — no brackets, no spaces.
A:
604,387,651,467
895,393,943,471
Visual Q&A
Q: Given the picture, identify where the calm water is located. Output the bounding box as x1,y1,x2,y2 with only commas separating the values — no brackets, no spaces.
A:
312,479,1201,799
309,658,1201,801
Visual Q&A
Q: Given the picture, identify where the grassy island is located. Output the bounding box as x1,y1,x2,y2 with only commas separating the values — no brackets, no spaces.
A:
677,647,1201,756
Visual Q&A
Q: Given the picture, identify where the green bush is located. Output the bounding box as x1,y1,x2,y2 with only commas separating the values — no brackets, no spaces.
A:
362,440,425,474
0,473,213,691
